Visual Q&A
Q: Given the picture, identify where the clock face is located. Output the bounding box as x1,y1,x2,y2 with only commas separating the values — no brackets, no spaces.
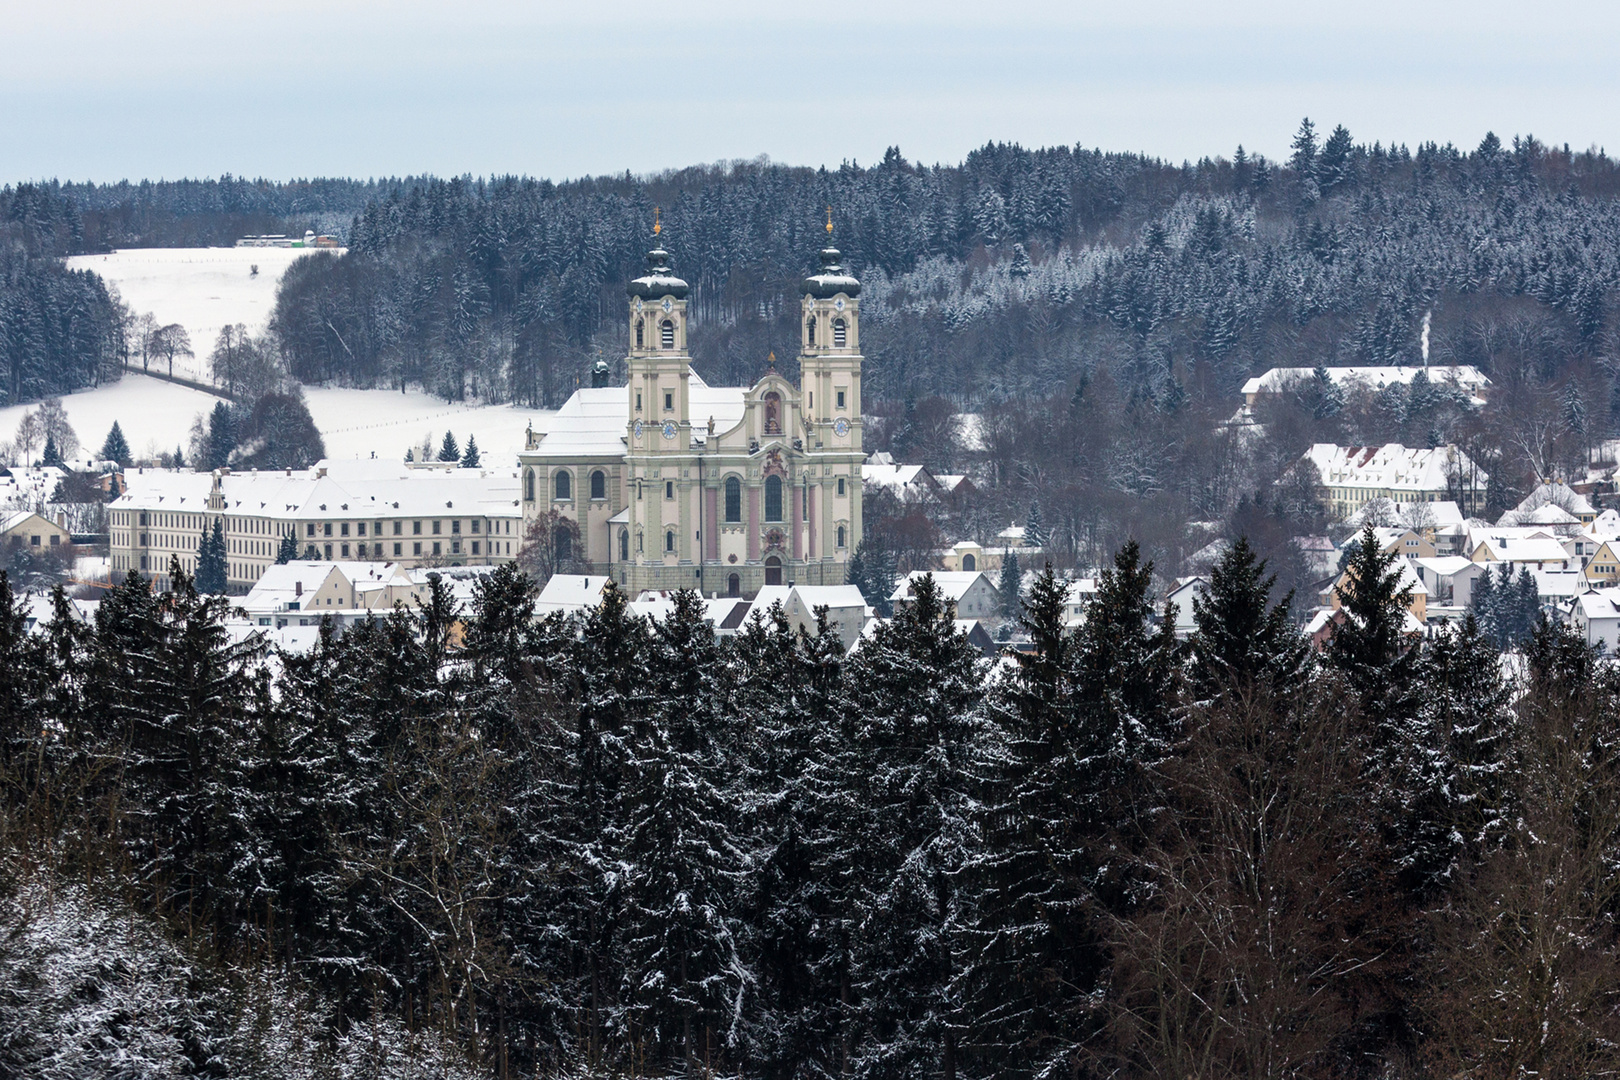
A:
633,419,644,440
662,420,678,440
635,299,644,312
833,417,850,437
661,298,673,313
834,298,845,312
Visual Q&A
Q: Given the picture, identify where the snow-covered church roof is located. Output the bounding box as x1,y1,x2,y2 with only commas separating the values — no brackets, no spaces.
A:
524,371,748,458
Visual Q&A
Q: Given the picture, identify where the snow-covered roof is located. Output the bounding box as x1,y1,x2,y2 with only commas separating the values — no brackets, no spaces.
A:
536,574,611,614
1307,443,1486,493
113,458,524,521
1471,534,1572,564
1587,509,1620,541
1243,365,1490,399
1514,481,1595,518
1574,590,1620,621
890,570,994,603
523,372,747,457
787,584,867,610
862,461,935,493
1414,555,1478,578
1530,569,1589,600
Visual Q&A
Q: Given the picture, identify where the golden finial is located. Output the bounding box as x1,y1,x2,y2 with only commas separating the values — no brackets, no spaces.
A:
653,207,661,236
767,350,777,370
825,206,833,235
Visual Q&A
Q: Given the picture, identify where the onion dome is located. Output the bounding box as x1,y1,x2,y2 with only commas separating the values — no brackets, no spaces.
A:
627,243,688,300
802,244,861,299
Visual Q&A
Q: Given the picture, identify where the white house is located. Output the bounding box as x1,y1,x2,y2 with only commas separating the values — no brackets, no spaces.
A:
1164,576,1208,638
890,571,1002,621
535,574,613,617
1571,589,1620,655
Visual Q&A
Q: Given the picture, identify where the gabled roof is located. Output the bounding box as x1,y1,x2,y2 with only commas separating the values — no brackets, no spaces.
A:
536,574,611,612
1472,534,1572,564
524,372,749,457
1244,365,1490,399
1306,443,1486,491
889,571,994,603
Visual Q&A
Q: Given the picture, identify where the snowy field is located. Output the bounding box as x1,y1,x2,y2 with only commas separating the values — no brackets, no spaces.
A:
64,246,335,384
0,374,556,468
30,248,562,466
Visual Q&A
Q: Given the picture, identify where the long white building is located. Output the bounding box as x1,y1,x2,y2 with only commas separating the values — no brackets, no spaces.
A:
110,459,524,592
1304,442,1489,520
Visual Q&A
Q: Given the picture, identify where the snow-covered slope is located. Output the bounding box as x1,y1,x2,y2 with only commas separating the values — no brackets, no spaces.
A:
65,247,335,384
0,374,555,468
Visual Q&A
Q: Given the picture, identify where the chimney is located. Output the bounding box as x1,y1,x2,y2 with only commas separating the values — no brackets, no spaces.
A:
295,581,302,596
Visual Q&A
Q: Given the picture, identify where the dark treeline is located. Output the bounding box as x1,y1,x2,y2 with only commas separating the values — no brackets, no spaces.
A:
264,130,1620,413
6,529,1620,1077
0,185,126,405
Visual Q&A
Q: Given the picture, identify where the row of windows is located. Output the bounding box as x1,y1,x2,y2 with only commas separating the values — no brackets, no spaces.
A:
598,521,850,563
304,518,498,538
526,469,609,502
305,539,512,559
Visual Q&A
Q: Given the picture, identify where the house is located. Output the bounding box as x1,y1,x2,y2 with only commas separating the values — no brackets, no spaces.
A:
535,574,614,616
1304,443,1488,519
751,583,869,650
1470,532,1576,571
1413,555,1490,609
1346,526,1436,561
1586,541,1620,584
0,511,72,553
237,561,428,630
1570,589,1620,655
863,454,940,503
942,541,987,574
1502,482,1597,526
1062,577,1098,627
1163,576,1208,638
890,571,1002,621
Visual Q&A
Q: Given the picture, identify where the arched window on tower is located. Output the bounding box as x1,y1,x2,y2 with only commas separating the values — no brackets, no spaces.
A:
728,572,740,597
763,392,782,435
765,475,783,522
554,470,572,500
590,470,606,500
524,470,535,501
837,525,847,548
553,527,572,564
635,319,644,348
620,528,629,561
661,319,675,349
724,476,742,522
833,318,847,347
806,315,816,347
665,529,676,553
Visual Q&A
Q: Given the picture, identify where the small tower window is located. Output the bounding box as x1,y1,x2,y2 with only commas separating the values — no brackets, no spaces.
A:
661,319,675,349
665,530,676,553
836,390,846,409
524,470,535,501
666,480,675,500
806,315,816,346
765,475,783,522
837,525,847,548
833,318,847,347
664,392,673,412
554,470,572,500
635,319,644,348
725,476,742,522
837,477,846,496
590,470,606,500
620,528,629,561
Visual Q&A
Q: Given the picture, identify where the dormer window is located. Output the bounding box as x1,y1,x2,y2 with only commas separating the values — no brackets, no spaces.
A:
661,319,675,349
833,318,847,347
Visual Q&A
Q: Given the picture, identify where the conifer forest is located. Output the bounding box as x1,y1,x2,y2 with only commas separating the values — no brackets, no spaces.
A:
5,531,1620,1079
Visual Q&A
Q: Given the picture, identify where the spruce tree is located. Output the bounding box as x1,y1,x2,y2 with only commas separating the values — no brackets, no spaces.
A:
41,433,61,468
963,565,1096,1077
206,401,236,470
1189,536,1309,700
1330,526,1420,722
460,434,481,468
1420,615,1514,867
100,421,132,466
196,518,227,594
438,431,461,462
1024,500,1047,549
616,589,746,1070
845,573,983,1079
275,530,298,564
997,551,1022,619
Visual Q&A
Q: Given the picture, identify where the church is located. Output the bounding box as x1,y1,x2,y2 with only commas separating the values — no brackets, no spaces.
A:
517,222,864,597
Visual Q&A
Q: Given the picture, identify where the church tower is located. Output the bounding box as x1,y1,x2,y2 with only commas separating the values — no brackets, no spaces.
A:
798,215,864,573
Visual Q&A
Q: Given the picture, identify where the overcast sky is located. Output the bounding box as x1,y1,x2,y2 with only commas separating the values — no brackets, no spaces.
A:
5,0,1620,183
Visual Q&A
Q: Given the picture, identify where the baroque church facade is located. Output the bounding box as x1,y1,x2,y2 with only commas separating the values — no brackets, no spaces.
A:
517,226,864,596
